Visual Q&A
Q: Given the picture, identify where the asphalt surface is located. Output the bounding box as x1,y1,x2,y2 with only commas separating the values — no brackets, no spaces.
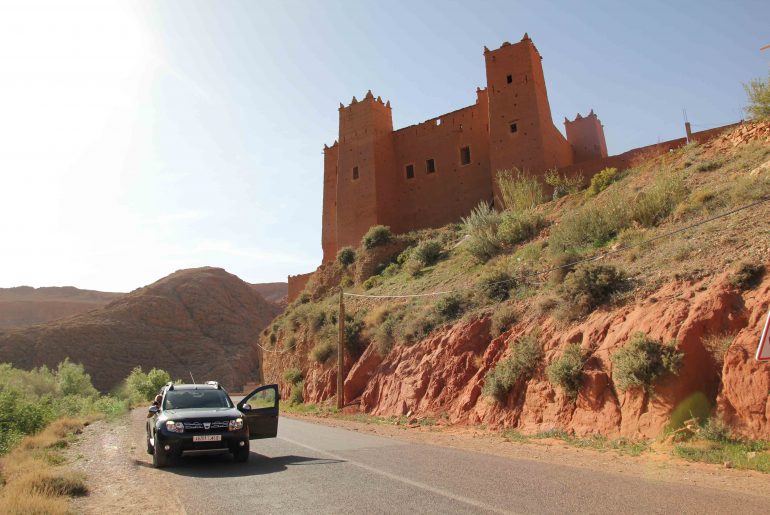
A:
149,415,770,515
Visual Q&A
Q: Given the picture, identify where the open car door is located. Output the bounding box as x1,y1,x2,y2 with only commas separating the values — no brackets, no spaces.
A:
237,384,279,439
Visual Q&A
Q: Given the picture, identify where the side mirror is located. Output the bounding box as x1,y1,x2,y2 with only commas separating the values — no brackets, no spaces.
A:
241,403,252,411
148,405,159,414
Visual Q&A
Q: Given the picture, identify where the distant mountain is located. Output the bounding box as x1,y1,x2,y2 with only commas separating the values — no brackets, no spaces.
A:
0,286,123,329
0,268,281,391
250,282,288,306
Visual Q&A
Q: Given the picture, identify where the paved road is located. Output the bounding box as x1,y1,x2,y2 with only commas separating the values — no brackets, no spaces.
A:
149,416,769,514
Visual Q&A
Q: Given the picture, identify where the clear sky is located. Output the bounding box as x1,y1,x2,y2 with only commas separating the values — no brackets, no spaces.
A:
0,0,767,292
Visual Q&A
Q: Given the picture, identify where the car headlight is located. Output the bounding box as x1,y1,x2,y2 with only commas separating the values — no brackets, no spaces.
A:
228,418,243,431
165,420,185,433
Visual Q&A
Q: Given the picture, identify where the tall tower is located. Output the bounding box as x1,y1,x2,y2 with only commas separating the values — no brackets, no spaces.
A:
565,110,608,163
484,34,572,206
321,142,339,263
333,91,395,253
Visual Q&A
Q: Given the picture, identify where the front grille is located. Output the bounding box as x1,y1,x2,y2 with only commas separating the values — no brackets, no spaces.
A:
183,420,230,432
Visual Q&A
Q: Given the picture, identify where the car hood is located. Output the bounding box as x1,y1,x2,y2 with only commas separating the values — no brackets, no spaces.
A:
161,407,242,420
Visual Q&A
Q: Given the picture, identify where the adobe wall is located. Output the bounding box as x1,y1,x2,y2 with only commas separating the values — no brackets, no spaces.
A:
287,272,312,303
485,36,573,206
387,92,493,234
321,144,339,263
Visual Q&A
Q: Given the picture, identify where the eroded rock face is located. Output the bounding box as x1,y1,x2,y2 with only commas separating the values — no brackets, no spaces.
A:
268,267,770,439
0,268,281,392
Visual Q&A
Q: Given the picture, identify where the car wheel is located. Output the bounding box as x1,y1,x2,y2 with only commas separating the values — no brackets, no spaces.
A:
152,438,170,468
233,442,250,463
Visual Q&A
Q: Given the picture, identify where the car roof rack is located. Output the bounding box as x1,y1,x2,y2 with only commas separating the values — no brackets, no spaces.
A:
165,381,175,391
205,380,221,390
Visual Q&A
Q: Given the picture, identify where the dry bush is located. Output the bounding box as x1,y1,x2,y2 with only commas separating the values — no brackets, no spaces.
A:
482,332,542,402
462,202,502,262
546,343,586,398
611,332,683,392
729,261,765,290
19,417,83,451
702,333,734,368
497,169,544,212
557,264,626,320
491,304,518,337
587,167,619,196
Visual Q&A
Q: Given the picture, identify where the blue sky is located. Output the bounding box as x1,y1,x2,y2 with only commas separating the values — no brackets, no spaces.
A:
0,0,767,292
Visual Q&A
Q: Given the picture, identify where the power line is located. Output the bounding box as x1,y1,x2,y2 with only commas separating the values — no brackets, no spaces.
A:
344,196,770,300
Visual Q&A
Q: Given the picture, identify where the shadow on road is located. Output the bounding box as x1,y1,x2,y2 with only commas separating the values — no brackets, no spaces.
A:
135,453,344,478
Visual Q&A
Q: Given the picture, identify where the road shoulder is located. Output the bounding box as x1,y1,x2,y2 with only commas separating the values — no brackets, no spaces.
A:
282,411,770,499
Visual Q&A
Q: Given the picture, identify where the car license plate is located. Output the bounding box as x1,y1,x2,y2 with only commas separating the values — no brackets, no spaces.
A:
193,435,222,442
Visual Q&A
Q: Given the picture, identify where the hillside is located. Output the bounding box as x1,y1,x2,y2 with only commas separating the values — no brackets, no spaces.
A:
250,282,288,306
0,267,281,392
0,286,123,329
262,121,770,440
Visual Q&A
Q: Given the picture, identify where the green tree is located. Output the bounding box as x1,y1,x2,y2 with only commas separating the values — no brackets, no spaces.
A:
744,72,770,120
56,359,98,397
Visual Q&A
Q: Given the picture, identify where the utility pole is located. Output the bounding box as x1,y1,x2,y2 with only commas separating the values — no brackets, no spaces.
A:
337,287,345,409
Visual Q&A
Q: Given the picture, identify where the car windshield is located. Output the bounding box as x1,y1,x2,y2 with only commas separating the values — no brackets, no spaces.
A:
163,390,233,410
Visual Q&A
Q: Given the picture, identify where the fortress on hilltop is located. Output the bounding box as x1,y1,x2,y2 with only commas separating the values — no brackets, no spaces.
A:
286,34,739,301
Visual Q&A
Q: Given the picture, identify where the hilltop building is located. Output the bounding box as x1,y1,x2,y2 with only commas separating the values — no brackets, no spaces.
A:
287,34,738,301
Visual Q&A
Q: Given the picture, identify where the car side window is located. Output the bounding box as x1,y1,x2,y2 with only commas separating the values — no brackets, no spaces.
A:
247,388,276,410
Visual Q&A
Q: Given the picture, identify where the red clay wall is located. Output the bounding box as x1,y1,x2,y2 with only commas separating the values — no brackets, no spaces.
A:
565,111,608,163
321,144,339,263
388,91,493,234
334,94,394,252
287,272,312,303
485,36,573,206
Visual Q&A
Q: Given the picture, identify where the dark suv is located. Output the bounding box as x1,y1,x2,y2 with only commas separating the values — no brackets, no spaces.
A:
146,382,279,468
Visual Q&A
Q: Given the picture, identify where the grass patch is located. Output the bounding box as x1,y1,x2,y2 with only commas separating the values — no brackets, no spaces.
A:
502,428,650,456
674,441,770,473
497,168,544,212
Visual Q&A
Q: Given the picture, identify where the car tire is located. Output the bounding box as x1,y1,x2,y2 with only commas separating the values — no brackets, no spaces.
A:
152,437,170,468
233,443,250,463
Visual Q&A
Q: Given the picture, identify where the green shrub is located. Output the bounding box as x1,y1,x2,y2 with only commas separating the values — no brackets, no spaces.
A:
545,169,584,198
490,305,518,337
284,336,297,351
289,381,304,405
56,359,98,398
362,275,382,290
412,240,442,267
696,160,722,173
728,261,765,290
362,225,392,249
546,344,585,398
123,366,172,403
282,368,303,385
482,333,542,402
336,246,356,266
373,315,400,356
497,210,543,246
497,169,544,212
435,294,464,321
310,341,336,364
611,332,683,392
480,270,514,302
344,317,366,357
587,167,619,196
558,264,626,320
698,417,733,443
743,71,770,120
628,174,687,227
462,202,502,262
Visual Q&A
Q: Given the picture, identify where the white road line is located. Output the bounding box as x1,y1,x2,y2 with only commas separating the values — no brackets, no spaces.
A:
278,435,517,515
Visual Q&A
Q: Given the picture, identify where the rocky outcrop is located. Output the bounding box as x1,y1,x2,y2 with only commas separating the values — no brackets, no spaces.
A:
0,268,281,392
268,268,770,439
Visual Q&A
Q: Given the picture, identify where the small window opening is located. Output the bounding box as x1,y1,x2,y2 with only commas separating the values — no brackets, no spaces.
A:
509,122,518,134
506,74,512,84
405,164,414,179
426,159,436,174
436,118,442,126
352,166,359,180
460,146,471,166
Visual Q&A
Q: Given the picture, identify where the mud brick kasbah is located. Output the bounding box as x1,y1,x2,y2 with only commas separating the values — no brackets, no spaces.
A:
287,34,738,301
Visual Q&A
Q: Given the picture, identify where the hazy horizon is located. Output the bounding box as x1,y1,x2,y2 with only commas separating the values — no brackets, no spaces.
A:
1,0,767,292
